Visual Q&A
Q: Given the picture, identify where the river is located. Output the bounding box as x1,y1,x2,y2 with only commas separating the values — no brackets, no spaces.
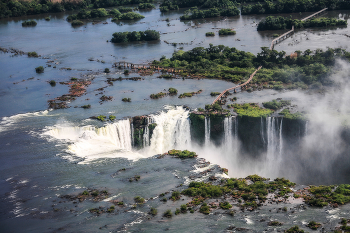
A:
1,4,350,232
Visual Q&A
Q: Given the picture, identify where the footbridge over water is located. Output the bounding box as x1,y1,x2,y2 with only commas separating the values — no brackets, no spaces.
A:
212,8,328,105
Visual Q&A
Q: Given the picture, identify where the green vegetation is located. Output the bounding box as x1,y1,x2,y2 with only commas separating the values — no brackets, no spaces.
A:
199,203,210,214
168,149,197,158
111,30,160,43
45,17,50,21
124,70,129,75
71,20,84,26
180,6,239,20
268,221,283,226
104,68,110,73
178,90,202,98
138,3,155,9
28,51,38,57
307,221,321,230
258,16,347,31
168,87,178,95
82,190,89,195
285,226,305,233
0,0,154,19
182,176,296,214
233,103,273,118
205,32,215,37
109,115,116,121
171,191,181,201
67,8,108,21
150,207,157,215
163,209,172,218
96,115,106,121
210,92,220,96
263,99,291,110
81,104,91,109
153,45,350,90
134,196,145,204
279,109,306,120
117,6,133,12
22,20,37,26
107,205,115,213
219,201,232,209
150,92,166,99
242,0,350,15
175,208,180,215
180,204,187,213
218,29,236,35
160,1,179,12
116,12,145,20
122,97,131,102
246,174,267,182
49,80,56,86
35,66,44,73
303,184,350,207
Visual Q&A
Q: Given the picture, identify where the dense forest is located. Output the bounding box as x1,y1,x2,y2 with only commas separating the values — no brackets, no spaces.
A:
241,0,350,15
152,44,350,89
0,0,153,18
257,16,347,31
180,6,239,20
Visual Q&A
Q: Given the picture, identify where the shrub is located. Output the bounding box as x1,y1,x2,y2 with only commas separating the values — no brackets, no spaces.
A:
45,17,50,21
119,12,145,20
124,70,129,75
134,196,145,204
171,191,181,201
49,80,56,86
218,29,236,35
175,208,180,215
71,20,84,26
22,20,37,26
210,92,220,96
150,207,157,215
109,115,116,121
107,205,115,213
104,68,110,73
96,115,106,121
122,97,131,102
163,209,172,218
82,190,89,195
199,203,210,214
28,51,38,57
206,32,215,36
168,87,178,95
35,66,44,73
219,201,232,209
81,104,91,109
307,221,321,230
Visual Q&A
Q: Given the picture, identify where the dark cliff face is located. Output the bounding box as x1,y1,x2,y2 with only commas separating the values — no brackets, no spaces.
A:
237,116,266,158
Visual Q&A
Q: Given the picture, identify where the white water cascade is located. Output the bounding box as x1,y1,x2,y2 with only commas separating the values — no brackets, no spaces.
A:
224,116,233,148
149,106,191,154
44,119,146,162
204,117,211,146
143,117,151,148
266,117,283,175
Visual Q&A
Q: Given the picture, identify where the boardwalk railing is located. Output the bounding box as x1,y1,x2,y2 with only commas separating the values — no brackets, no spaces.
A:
270,26,294,50
212,66,262,104
301,8,328,21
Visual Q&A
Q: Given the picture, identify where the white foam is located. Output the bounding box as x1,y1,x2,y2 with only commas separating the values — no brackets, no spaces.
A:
43,119,152,163
0,110,51,133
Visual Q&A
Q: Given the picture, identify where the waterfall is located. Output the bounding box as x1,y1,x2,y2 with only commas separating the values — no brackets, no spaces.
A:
234,116,238,138
143,121,149,148
260,117,266,145
149,106,191,154
205,117,210,146
45,119,133,160
131,123,134,147
266,117,283,175
224,116,233,148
